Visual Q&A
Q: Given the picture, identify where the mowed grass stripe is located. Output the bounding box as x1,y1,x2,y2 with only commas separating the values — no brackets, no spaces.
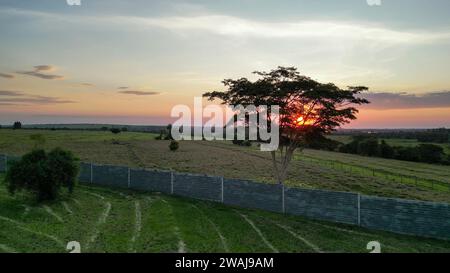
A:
161,198,187,253
167,197,231,253
135,197,180,253
83,188,136,253
0,215,64,251
253,210,446,253
128,200,142,253
237,212,279,253
194,202,277,252
190,204,230,253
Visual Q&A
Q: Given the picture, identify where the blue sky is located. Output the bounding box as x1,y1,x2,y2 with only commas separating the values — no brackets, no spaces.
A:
0,0,449,127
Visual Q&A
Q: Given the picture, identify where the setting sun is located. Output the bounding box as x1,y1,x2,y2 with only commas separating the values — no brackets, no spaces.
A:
294,115,315,126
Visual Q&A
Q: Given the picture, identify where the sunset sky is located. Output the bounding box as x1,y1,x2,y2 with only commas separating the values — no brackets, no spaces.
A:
0,0,449,128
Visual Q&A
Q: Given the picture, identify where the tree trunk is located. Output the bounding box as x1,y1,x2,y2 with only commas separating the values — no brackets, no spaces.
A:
271,146,296,185
271,151,283,184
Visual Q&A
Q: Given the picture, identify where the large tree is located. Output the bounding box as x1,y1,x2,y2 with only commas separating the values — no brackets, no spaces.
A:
203,66,369,184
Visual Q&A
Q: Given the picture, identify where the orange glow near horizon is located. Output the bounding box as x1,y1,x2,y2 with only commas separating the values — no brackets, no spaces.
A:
294,115,315,127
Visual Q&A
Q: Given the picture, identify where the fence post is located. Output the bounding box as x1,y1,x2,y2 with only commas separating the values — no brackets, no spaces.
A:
4,155,7,172
221,177,224,203
282,184,285,214
170,171,174,195
127,167,131,188
357,193,361,226
90,163,93,183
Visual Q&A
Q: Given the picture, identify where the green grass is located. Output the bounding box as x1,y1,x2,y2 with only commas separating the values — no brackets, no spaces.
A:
298,149,450,193
0,176,449,253
1,129,450,203
328,135,450,154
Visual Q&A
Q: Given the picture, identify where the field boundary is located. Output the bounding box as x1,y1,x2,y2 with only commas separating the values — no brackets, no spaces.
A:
1,154,449,241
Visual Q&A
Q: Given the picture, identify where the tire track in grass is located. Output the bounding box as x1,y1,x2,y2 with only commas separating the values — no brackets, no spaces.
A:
274,223,322,253
0,215,64,247
307,222,405,252
129,200,142,253
191,204,230,253
82,191,112,250
21,205,31,217
309,221,403,251
71,198,81,206
43,205,64,223
250,214,322,253
286,217,402,252
62,202,73,214
83,191,105,200
162,198,186,253
175,227,186,253
0,244,18,253
260,214,401,253
235,211,279,253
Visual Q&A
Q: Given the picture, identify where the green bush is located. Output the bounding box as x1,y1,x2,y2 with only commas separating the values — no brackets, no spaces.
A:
13,121,22,130
110,128,121,134
169,140,179,151
4,148,79,202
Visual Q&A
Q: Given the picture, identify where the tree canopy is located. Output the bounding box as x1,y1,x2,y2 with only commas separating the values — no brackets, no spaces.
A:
203,66,369,184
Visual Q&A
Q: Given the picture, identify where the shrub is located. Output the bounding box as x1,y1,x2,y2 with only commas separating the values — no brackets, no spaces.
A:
13,121,22,130
4,148,79,202
169,140,179,151
110,128,121,134
417,144,445,163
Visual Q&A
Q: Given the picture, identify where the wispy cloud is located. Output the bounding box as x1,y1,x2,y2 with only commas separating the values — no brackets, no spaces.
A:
117,86,129,90
131,15,450,44
0,90,75,106
33,65,54,72
361,91,450,110
2,8,450,45
118,90,160,96
0,90,23,96
0,73,15,79
16,65,64,80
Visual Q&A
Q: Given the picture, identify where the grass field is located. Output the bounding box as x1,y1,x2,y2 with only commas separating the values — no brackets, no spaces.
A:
0,129,449,203
1,174,449,253
329,135,450,154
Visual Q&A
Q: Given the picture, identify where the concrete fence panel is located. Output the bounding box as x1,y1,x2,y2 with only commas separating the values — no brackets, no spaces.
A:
78,162,92,183
360,195,450,240
0,154,6,172
92,164,129,188
173,173,222,202
130,168,171,194
285,188,359,225
223,179,283,213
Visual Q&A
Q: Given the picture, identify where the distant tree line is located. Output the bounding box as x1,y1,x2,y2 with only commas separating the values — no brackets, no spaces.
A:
0,122,165,133
371,128,449,144
339,136,450,165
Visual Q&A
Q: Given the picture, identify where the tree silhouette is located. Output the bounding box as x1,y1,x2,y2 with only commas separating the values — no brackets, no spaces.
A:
204,66,369,184
13,121,22,130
